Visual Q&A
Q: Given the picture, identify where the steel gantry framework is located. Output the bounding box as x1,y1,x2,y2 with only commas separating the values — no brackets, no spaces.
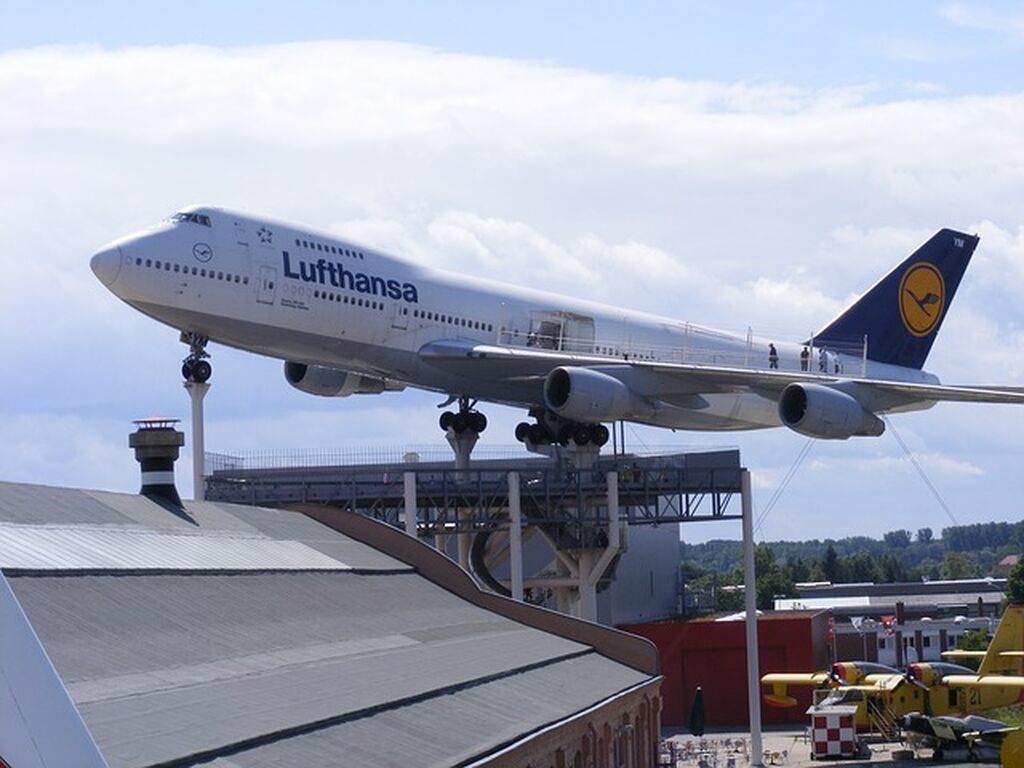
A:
204,449,743,534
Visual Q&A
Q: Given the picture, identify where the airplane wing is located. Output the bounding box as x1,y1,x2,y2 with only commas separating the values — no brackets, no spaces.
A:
942,650,988,660
760,672,832,707
418,340,1024,406
944,674,1024,689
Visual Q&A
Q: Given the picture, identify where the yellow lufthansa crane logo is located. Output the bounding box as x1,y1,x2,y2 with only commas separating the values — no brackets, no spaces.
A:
899,262,945,337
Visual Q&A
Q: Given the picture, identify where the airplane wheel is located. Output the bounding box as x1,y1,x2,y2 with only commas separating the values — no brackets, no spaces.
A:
528,424,548,444
514,422,531,442
191,359,212,383
181,360,194,381
469,412,487,433
451,412,468,434
439,411,455,431
573,424,592,445
593,424,610,446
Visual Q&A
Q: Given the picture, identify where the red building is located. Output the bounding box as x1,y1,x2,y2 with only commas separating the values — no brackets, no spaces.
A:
622,611,829,727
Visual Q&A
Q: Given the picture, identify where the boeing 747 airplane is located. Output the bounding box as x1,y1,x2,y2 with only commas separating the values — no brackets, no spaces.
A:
90,206,1024,448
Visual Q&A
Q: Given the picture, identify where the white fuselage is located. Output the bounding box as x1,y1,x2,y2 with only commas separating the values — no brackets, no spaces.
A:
91,206,938,432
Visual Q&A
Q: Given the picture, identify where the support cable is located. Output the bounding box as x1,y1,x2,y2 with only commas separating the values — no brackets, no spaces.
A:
883,416,959,527
754,438,815,537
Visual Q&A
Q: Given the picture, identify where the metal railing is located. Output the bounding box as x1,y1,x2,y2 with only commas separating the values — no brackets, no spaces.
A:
205,454,744,531
499,326,868,376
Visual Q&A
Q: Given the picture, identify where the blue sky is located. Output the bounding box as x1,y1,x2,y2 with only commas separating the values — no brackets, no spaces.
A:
6,1,1024,93
2,2,1024,543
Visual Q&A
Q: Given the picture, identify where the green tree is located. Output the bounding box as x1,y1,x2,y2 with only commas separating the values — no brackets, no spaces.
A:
883,529,912,548
843,552,881,583
750,545,796,610
823,544,839,583
1008,560,1024,605
878,553,908,583
956,627,989,671
917,528,933,544
941,552,976,580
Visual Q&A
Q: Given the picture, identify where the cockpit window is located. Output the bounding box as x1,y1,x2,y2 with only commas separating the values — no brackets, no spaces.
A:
170,212,212,227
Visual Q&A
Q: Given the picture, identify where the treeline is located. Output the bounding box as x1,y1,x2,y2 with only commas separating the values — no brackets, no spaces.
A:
681,520,1024,589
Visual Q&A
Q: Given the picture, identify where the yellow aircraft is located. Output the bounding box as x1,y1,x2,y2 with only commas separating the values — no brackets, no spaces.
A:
761,605,1024,731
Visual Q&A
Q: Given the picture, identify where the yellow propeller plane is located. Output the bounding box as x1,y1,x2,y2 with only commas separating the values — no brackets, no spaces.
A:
761,605,1024,731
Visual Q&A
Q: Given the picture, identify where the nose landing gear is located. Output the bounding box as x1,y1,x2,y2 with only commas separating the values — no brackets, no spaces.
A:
180,332,212,383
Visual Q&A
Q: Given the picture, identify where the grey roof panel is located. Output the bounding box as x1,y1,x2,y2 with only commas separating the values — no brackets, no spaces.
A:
204,654,653,768
0,482,133,525
214,503,409,570
80,628,584,767
0,481,409,574
0,522,350,571
11,572,487,683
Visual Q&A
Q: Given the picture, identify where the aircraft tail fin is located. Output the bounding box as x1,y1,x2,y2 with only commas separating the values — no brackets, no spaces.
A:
979,604,1024,676
814,229,978,370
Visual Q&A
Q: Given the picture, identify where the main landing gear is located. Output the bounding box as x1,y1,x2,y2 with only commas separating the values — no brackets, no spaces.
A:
438,398,488,435
439,397,487,477
180,332,212,383
515,409,610,448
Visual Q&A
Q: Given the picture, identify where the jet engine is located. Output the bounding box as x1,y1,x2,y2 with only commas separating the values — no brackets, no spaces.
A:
543,367,653,422
778,383,884,439
284,362,404,397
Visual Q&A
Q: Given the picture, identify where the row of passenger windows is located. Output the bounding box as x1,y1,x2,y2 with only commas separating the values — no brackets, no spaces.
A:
295,237,365,260
135,257,249,285
312,289,385,311
410,308,493,333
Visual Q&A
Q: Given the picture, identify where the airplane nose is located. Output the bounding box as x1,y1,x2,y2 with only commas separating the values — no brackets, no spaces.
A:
90,246,122,286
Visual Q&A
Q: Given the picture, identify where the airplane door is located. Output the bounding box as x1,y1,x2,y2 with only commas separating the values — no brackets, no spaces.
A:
235,221,249,248
391,303,409,330
257,265,276,305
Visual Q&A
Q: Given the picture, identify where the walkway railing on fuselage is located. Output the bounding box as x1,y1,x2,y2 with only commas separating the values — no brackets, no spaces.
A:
498,326,869,377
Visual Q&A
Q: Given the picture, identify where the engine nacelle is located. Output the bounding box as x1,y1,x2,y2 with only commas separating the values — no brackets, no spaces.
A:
778,383,884,439
284,362,404,397
544,367,653,422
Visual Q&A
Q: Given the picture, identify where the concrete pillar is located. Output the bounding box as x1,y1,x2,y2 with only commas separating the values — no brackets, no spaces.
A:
403,471,417,538
456,509,471,570
508,472,524,601
741,469,763,766
578,550,598,621
445,430,479,482
184,381,210,501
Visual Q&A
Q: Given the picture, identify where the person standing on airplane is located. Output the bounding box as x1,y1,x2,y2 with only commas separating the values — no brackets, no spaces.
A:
800,346,809,371
768,343,779,369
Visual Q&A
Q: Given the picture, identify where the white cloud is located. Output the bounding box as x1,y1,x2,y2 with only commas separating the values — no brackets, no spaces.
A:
943,4,1024,38
2,41,1024,541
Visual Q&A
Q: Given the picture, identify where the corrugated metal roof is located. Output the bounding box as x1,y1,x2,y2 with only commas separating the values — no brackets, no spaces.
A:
0,522,350,571
9,571,626,768
1,482,658,767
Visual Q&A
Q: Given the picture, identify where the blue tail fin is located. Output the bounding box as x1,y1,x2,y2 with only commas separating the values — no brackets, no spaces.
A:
814,229,978,370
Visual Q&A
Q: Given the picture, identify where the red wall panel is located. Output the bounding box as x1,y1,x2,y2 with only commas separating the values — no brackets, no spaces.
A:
622,613,828,727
